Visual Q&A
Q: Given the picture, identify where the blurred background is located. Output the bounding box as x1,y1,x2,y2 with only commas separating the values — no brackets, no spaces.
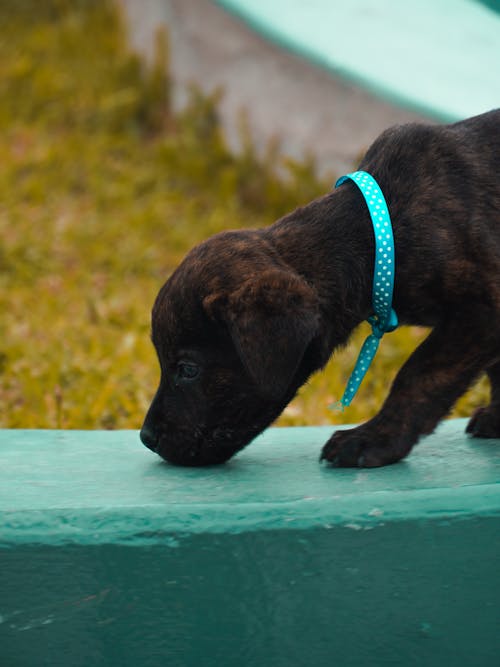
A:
1,0,498,430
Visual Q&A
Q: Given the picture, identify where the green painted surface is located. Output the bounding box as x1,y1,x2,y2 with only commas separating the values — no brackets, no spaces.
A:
1,523,499,667
1,420,499,545
1,422,499,666
216,0,500,121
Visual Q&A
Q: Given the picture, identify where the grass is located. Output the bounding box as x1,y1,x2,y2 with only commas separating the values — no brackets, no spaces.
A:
0,0,488,430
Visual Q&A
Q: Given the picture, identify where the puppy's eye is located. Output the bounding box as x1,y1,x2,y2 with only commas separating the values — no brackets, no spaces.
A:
176,361,200,381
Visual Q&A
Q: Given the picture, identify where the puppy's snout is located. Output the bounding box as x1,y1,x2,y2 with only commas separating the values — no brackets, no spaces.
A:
140,424,159,452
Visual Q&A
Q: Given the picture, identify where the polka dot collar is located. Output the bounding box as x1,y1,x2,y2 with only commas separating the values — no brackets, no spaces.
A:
334,171,398,408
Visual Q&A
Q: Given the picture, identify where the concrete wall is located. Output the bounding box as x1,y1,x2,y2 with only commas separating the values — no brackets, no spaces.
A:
1,423,499,665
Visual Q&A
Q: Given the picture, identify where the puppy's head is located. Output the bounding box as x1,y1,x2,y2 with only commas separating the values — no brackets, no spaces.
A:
140,230,324,466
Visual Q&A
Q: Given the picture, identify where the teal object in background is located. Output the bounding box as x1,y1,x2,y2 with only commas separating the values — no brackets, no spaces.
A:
1,422,499,665
215,0,500,121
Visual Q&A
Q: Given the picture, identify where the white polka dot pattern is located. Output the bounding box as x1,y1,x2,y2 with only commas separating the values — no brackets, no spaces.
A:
334,171,398,408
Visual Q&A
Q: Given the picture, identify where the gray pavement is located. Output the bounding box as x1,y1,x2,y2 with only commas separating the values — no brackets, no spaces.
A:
119,0,429,176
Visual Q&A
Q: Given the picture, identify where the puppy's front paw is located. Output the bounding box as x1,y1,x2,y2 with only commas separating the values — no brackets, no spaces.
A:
320,426,410,468
466,407,500,439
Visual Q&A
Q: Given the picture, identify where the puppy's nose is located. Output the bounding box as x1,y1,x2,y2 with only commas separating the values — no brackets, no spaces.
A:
140,424,159,452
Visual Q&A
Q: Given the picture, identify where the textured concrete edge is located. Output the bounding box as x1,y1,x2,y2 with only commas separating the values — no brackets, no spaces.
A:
212,0,456,122
2,484,500,547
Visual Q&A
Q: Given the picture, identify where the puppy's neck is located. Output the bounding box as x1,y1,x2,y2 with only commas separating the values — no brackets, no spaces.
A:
265,187,375,349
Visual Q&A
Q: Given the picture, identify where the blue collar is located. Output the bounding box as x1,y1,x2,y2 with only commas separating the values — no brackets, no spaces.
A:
334,171,398,407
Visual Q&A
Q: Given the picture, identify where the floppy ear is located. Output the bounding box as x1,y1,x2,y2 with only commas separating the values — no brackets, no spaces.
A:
204,270,320,399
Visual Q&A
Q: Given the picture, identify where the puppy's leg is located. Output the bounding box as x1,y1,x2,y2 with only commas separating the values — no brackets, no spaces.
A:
321,319,498,467
466,362,500,438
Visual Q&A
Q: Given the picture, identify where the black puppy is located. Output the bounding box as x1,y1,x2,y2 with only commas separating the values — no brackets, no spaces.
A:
141,109,500,467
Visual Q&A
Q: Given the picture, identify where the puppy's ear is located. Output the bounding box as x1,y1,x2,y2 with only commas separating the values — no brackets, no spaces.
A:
204,270,320,399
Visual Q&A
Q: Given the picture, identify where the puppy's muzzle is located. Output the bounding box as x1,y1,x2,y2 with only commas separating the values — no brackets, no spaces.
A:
140,424,159,453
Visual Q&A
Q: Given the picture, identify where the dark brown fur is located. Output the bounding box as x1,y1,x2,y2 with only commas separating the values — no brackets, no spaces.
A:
141,110,500,467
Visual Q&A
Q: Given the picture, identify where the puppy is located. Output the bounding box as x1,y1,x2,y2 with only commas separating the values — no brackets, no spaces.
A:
141,109,500,467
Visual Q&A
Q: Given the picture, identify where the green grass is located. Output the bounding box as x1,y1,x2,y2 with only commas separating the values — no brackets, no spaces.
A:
0,0,488,430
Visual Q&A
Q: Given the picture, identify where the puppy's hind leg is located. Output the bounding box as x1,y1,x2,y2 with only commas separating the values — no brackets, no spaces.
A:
466,361,500,438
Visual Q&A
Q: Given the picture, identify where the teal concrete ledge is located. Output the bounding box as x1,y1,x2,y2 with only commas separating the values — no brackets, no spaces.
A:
1,420,499,666
1,420,499,546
